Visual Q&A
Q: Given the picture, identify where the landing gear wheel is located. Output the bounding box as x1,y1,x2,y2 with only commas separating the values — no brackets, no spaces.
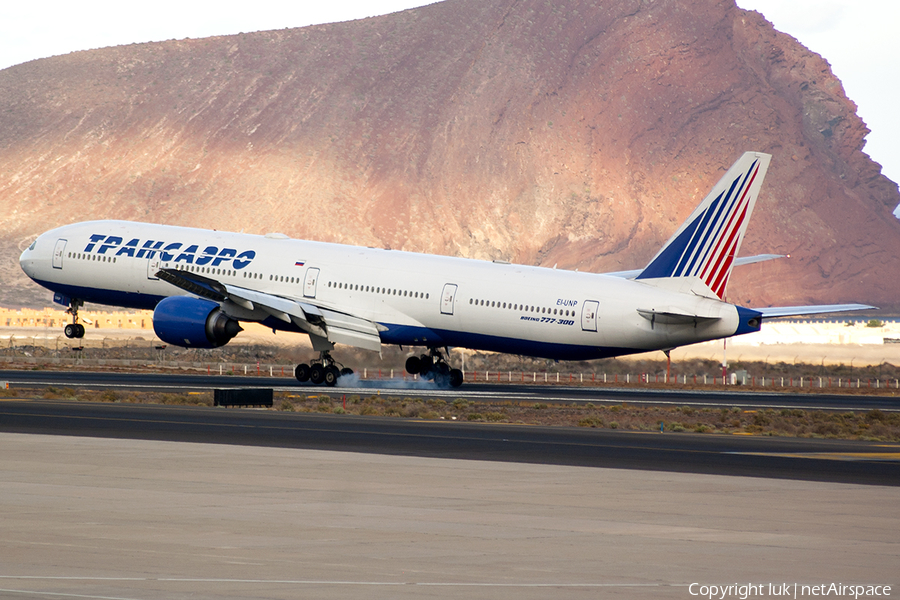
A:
294,363,311,382
419,355,434,375
305,351,353,386
405,356,421,375
418,347,465,388
433,363,451,387
324,366,340,387
310,363,326,385
64,298,85,339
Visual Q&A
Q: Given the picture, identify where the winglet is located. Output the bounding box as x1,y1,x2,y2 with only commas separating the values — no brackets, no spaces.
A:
636,152,771,299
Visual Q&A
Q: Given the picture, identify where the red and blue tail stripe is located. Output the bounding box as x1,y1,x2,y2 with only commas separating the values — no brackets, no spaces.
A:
636,152,771,299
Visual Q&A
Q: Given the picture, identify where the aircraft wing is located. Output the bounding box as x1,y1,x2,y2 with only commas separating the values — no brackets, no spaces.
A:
157,268,384,352
754,304,877,319
605,254,785,279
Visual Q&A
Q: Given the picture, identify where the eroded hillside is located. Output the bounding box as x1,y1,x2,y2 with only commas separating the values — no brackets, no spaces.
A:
1,0,898,309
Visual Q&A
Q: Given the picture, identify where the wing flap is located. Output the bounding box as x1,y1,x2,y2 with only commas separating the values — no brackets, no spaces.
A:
221,284,382,352
318,308,384,353
223,285,304,320
322,327,383,353
222,284,382,351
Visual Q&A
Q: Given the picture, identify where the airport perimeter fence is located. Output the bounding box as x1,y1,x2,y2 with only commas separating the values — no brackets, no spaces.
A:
2,353,899,390
47,359,893,390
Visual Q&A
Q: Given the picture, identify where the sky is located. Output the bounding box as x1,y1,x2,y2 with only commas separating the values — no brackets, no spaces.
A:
0,0,897,205
734,0,900,216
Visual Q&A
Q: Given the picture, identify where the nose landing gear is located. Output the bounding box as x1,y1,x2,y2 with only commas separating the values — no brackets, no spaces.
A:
405,348,463,388
294,352,353,387
64,299,85,339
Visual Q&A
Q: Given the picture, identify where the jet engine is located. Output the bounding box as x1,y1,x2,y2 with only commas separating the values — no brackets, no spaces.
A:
153,296,242,348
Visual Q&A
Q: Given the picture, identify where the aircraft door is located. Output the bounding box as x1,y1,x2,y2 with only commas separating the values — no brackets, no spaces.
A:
304,267,320,298
440,283,458,315
52,239,67,269
147,257,160,280
581,300,599,332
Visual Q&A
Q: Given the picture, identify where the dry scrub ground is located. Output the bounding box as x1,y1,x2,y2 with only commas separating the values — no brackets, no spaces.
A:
5,386,898,442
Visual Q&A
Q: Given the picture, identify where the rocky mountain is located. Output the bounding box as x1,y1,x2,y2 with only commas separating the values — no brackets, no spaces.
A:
1,0,898,310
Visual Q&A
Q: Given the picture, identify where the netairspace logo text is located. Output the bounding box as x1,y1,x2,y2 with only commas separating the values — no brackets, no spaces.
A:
689,583,892,600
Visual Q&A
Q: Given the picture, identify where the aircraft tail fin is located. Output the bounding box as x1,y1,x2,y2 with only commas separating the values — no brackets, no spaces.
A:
636,152,771,299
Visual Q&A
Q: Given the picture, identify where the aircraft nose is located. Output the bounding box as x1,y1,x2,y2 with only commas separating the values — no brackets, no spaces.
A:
19,239,38,278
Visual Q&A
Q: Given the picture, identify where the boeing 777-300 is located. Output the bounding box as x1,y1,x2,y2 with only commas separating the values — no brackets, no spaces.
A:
19,152,873,387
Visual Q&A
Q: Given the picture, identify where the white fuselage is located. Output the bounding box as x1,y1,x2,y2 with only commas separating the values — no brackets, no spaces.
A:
20,220,745,360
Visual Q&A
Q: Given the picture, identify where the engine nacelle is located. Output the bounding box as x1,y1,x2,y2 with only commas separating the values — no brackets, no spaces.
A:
153,296,242,348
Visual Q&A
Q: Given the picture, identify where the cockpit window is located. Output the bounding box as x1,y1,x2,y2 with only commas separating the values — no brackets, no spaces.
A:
28,240,36,251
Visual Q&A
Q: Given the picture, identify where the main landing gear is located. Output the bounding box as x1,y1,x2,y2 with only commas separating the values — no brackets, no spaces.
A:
405,348,463,388
294,352,353,387
64,299,85,339
292,348,464,388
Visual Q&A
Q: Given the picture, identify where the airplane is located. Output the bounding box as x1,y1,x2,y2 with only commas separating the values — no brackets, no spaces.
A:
19,151,873,387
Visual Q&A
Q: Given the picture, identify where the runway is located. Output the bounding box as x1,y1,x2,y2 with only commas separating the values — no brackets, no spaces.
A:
2,375,898,599
2,369,899,412
1,431,897,600
1,398,897,486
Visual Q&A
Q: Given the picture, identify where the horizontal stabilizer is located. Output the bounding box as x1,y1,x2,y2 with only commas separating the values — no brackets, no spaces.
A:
731,253,785,266
755,304,877,319
605,254,784,280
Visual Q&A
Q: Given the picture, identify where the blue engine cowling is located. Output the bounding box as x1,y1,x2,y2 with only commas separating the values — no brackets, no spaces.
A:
153,296,242,348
